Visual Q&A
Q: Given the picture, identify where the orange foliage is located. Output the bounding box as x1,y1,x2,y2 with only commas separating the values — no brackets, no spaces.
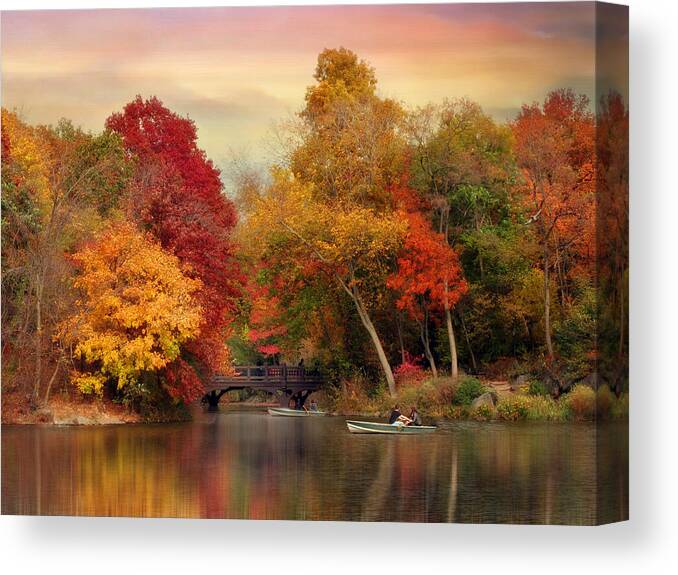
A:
388,185,467,321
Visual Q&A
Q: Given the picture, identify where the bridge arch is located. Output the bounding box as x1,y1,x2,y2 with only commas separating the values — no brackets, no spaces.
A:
203,365,324,411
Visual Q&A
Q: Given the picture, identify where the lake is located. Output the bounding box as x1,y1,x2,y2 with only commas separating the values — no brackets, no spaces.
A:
1,409,628,524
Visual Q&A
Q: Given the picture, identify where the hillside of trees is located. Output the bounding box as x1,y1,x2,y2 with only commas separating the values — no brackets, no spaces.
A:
1,48,628,420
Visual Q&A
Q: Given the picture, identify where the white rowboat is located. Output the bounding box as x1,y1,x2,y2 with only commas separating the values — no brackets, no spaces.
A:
267,407,326,417
346,420,437,434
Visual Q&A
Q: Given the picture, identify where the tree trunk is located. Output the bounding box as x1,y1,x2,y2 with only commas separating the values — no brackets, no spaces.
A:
460,312,477,373
33,272,44,406
543,245,554,359
446,308,459,380
444,280,459,380
553,239,567,307
418,309,438,379
43,360,61,405
440,206,460,381
396,311,406,364
425,347,438,378
351,287,397,397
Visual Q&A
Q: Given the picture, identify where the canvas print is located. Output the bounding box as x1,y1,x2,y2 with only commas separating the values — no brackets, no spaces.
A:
1,2,628,524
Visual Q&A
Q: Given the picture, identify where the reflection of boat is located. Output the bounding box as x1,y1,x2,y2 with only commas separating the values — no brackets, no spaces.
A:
267,407,326,417
346,420,437,434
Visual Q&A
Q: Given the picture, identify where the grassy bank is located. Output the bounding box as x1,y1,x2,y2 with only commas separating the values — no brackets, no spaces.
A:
326,375,629,423
1,389,191,425
3,373,629,425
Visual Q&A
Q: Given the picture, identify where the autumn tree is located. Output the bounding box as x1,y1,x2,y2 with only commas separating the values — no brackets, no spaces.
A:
512,89,595,360
106,97,242,394
243,168,407,396
407,99,515,377
596,91,628,393
59,223,202,401
1,110,130,405
292,49,405,209
245,278,289,359
387,189,467,378
235,49,411,395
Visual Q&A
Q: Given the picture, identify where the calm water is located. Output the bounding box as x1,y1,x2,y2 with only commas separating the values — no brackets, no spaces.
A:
1,410,628,524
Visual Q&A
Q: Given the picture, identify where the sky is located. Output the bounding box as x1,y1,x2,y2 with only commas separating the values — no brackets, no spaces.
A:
1,2,626,173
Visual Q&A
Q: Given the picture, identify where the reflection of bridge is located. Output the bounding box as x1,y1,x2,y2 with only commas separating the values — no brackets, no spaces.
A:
203,365,324,410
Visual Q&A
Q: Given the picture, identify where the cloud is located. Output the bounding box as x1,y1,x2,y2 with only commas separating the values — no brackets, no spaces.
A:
2,4,600,165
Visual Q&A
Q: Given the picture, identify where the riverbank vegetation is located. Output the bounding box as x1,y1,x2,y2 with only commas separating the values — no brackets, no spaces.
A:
325,373,628,423
1,48,628,423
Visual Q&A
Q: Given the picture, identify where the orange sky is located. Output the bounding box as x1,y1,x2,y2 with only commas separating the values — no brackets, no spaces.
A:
1,3,625,171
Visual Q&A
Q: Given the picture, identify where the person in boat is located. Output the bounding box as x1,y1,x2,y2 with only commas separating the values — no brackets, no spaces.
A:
309,398,319,412
388,404,412,426
408,406,422,426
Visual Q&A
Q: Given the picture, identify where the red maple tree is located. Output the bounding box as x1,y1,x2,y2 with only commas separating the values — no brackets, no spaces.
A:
388,185,467,377
107,96,242,401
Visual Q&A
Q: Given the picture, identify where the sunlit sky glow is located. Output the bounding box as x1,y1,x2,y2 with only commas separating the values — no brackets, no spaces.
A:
1,3,624,172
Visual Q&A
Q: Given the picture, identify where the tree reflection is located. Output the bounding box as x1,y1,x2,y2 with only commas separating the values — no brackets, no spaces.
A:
2,416,627,524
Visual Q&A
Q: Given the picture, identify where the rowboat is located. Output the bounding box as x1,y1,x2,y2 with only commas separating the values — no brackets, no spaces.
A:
267,407,326,417
346,420,437,434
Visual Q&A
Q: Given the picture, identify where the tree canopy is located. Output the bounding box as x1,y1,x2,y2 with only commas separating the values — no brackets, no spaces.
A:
1,48,628,416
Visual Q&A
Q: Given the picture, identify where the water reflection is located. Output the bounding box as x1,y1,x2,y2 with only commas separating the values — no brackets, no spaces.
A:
1,411,628,524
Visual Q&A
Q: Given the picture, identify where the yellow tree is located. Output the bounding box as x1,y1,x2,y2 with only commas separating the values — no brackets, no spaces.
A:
60,223,202,396
292,49,405,209
266,48,408,395
244,169,407,396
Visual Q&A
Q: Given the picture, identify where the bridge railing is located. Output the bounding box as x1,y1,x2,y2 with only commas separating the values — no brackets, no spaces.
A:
212,365,322,386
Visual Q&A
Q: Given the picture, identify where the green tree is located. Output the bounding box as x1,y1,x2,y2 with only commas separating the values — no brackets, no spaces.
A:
1,110,130,405
407,99,515,376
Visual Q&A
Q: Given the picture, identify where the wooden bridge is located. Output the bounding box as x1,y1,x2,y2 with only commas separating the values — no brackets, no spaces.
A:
203,365,324,410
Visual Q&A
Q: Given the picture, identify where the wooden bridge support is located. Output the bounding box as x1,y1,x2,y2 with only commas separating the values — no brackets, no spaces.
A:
204,390,228,412
289,390,311,409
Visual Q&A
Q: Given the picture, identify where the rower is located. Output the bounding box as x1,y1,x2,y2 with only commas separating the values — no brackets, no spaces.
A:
388,404,412,426
408,406,422,426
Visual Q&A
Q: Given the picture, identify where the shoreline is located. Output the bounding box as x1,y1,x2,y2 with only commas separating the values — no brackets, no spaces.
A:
2,380,628,426
2,402,628,426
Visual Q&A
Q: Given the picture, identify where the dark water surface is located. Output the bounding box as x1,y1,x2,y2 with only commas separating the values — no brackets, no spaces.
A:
1,410,628,524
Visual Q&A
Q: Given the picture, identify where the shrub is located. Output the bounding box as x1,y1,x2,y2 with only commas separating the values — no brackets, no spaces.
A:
497,395,530,421
493,394,573,422
394,353,427,387
527,380,549,397
453,376,486,406
610,393,629,419
443,405,466,419
553,281,596,381
470,403,494,421
328,374,377,415
397,382,420,409
71,371,106,396
436,380,456,405
565,384,596,420
524,395,568,421
596,385,615,419
498,395,568,421
396,380,441,416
